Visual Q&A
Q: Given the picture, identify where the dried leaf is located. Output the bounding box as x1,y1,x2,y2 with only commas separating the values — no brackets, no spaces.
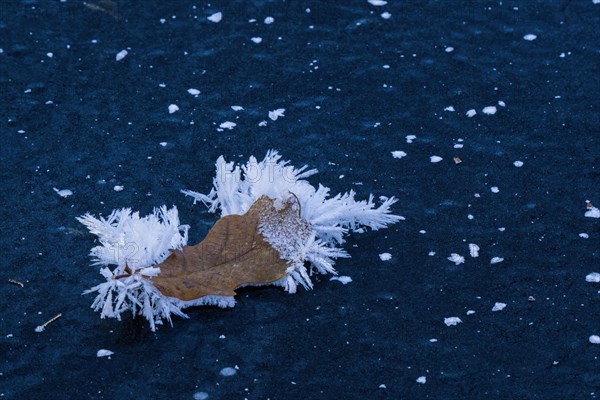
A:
151,196,296,301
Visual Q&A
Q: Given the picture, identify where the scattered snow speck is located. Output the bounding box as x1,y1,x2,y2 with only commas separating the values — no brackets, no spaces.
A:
231,105,244,111
187,88,200,95
445,47,454,53
378,384,387,389
444,317,462,326
368,0,387,5
379,253,392,261
447,253,465,265
406,135,417,143
594,0,600,4
416,376,426,384
46,52,53,58
585,272,600,283
168,104,179,114
428,251,436,256
490,257,504,264
330,276,352,285
469,244,480,258
113,185,124,192
430,156,443,163
258,120,268,127
268,108,285,121
391,151,407,159
53,188,73,198
207,12,222,23
381,12,392,19
159,142,167,147
193,392,209,400
579,233,589,239
444,106,455,112
585,206,600,218
251,37,262,44
466,310,476,315
492,302,507,312
498,100,506,107
96,349,114,357
466,109,477,118
590,335,600,344
429,338,438,342
115,50,128,61
219,121,236,130
264,16,274,24
513,160,524,167
220,367,237,377
523,34,537,41
482,106,497,115
491,186,500,193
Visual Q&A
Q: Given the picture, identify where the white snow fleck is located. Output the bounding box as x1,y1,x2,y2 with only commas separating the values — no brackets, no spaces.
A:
513,161,524,167
466,109,477,118
428,251,436,256
96,349,114,357
379,253,392,261
330,276,352,285
467,214,474,220
454,143,464,149
268,108,285,121
590,335,600,344
193,392,209,400
444,317,462,326
594,0,600,4
34,325,45,333
444,106,455,112
492,302,507,312
482,106,497,115
381,12,392,19
219,121,236,130
231,105,244,111
159,142,167,147
115,50,128,61
264,16,274,24
391,151,407,159
585,272,600,283
579,233,589,239
187,88,200,95
207,12,222,23
53,188,73,198
251,37,262,44
368,0,387,5
416,376,426,384
379,384,387,389
447,253,465,265
258,120,268,127
429,338,438,342
490,257,504,264
498,100,506,107
430,156,443,163
585,206,600,218
466,310,476,315
113,185,124,192
46,52,53,58
523,34,537,41
491,186,500,193
220,367,237,377
168,104,179,114
406,135,417,143
469,243,480,258
445,47,454,53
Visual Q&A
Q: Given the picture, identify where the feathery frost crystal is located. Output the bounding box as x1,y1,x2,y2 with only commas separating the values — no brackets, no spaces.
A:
80,151,402,330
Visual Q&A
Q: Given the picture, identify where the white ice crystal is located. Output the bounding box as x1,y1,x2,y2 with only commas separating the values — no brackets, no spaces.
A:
78,207,190,330
182,150,402,293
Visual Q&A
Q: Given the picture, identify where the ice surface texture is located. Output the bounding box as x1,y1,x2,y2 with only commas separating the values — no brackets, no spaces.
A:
80,151,401,330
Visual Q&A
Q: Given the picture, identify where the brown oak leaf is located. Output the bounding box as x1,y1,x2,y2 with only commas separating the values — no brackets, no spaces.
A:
150,196,307,301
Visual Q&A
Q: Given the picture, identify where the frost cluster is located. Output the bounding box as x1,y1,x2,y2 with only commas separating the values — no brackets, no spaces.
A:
80,151,401,330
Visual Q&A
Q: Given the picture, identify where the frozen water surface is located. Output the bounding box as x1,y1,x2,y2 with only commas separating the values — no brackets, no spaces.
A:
1,1,598,399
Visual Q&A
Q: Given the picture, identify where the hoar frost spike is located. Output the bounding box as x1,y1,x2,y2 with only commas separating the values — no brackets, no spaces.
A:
79,151,402,331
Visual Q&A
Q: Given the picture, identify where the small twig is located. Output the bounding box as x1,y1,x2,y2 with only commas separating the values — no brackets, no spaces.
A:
35,313,62,333
288,191,302,216
8,279,24,288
